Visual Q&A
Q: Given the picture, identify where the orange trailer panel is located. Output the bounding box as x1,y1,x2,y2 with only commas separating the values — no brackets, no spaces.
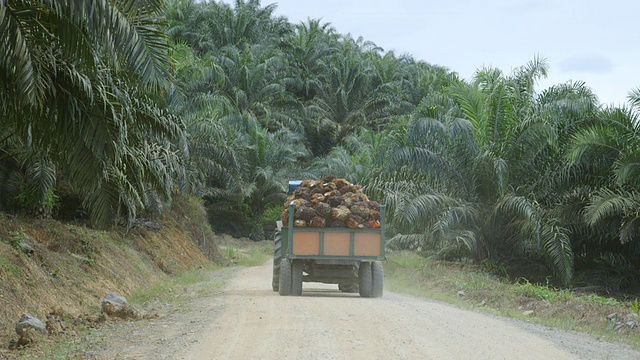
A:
290,230,382,257
292,231,320,255
354,233,382,256
323,232,351,256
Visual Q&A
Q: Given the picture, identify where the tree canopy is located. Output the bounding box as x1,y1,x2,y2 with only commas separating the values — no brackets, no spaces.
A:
3,0,640,287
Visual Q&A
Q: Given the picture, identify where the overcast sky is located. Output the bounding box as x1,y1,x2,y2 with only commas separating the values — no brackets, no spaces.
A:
259,0,639,107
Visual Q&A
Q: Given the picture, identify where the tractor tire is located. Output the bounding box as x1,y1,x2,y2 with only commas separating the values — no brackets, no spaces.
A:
358,262,372,298
278,258,292,296
291,260,303,296
272,230,282,291
371,261,384,298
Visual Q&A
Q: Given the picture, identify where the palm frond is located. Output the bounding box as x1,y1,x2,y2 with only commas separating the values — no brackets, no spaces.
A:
628,87,640,109
566,125,621,167
584,188,640,227
0,1,46,108
614,151,640,186
540,222,573,284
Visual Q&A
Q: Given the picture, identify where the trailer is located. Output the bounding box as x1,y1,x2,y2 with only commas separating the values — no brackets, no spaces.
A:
272,201,386,298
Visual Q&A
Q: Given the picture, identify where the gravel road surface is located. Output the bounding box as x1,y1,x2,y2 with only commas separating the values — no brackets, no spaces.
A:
96,261,640,360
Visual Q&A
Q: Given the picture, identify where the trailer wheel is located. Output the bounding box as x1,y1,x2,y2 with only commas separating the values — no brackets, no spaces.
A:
371,261,384,298
278,259,292,296
291,260,303,296
272,230,282,291
358,262,372,298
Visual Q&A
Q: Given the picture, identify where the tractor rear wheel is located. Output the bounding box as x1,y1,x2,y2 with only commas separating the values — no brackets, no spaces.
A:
278,258,292,296
358,262,372,298
371,261,384,298
291,260,303,296
272,230,281,291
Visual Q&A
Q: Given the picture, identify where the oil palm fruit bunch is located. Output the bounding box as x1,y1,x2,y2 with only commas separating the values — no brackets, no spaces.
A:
281,176,381,229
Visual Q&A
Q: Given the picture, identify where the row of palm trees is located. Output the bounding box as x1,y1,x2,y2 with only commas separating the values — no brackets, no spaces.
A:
2,0,640,287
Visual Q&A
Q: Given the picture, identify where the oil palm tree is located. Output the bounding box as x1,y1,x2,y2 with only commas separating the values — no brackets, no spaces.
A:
304,36,380,155
206,44,301,133
1,0,181,225
564,103,640,286
283,18,338,102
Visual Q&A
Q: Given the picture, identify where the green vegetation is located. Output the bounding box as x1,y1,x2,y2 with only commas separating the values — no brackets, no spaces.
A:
630,298,639,314
5,229,29,251
586,294,621,307
220,240,273,267
2,0,640,290
0,256,22,277
513,279,572,302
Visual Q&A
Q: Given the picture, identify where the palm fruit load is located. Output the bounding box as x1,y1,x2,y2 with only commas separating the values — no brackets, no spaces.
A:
281,176,381,229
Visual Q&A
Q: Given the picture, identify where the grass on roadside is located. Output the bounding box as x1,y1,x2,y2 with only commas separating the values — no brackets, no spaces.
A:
129,239,272,306
384,251,640,350
219,239,272,267
126,239,272,307
127,264,227,305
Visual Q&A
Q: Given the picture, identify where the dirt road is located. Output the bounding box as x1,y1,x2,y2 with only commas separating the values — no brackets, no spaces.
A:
97,261,640,360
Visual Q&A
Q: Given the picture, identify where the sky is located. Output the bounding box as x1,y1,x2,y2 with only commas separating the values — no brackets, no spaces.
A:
258,0,639,107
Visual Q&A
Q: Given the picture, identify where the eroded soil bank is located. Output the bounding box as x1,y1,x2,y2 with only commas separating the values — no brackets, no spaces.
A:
0,195,222,358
